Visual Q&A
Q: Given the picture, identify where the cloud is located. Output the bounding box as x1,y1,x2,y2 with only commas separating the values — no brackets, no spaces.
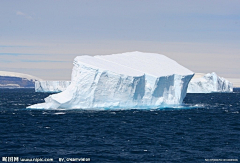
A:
16,11,32,19
16,11,25,16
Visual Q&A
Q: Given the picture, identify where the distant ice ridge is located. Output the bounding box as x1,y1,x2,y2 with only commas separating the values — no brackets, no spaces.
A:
0,71,42,88
0,71,42,81
28,51,194,109
35,81,71,92
187,72,233,93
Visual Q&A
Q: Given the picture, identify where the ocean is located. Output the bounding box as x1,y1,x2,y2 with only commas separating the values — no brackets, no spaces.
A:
0,88,239,162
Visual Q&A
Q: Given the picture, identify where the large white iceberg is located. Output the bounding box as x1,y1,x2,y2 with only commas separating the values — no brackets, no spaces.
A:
28,52,194,109
35,81,71,92
187,72,233,93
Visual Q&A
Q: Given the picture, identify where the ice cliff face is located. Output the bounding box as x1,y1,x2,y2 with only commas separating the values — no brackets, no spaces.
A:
35,72,234,94
187,72,233,93
35,81,71,92
28,52,194,109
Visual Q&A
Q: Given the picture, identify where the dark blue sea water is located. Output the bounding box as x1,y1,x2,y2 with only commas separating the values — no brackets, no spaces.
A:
0,89,239,163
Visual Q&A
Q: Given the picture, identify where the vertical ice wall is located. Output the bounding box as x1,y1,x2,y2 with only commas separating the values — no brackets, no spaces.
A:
35,81,71,92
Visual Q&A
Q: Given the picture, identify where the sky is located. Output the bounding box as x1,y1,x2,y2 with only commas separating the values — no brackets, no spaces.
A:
0,0,239,82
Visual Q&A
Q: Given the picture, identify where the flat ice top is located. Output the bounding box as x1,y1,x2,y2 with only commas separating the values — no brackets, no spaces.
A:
75,51,193,77
75,56,144,76
95,51,193,76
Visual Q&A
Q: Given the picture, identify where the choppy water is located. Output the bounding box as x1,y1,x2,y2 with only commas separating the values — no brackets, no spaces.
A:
0,89,239,162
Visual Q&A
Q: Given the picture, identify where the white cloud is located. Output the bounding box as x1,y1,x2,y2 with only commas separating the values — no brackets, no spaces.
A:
16,11,25,15
16,11,32,19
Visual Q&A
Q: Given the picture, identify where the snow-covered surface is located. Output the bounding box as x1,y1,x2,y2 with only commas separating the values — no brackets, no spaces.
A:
28,51,194,109
95,52,193,76
0,71,42,81
187,72,233,93
35,81,71,92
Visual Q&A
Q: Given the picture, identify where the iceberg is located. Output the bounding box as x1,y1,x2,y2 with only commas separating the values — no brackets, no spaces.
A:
35,81,71,92
28,51,194,109
187,72,233,93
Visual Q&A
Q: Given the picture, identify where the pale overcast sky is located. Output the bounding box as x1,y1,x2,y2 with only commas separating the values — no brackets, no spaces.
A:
0,0,239,81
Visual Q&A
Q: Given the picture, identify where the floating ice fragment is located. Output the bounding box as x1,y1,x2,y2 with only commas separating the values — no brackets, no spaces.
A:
187,72,233,93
